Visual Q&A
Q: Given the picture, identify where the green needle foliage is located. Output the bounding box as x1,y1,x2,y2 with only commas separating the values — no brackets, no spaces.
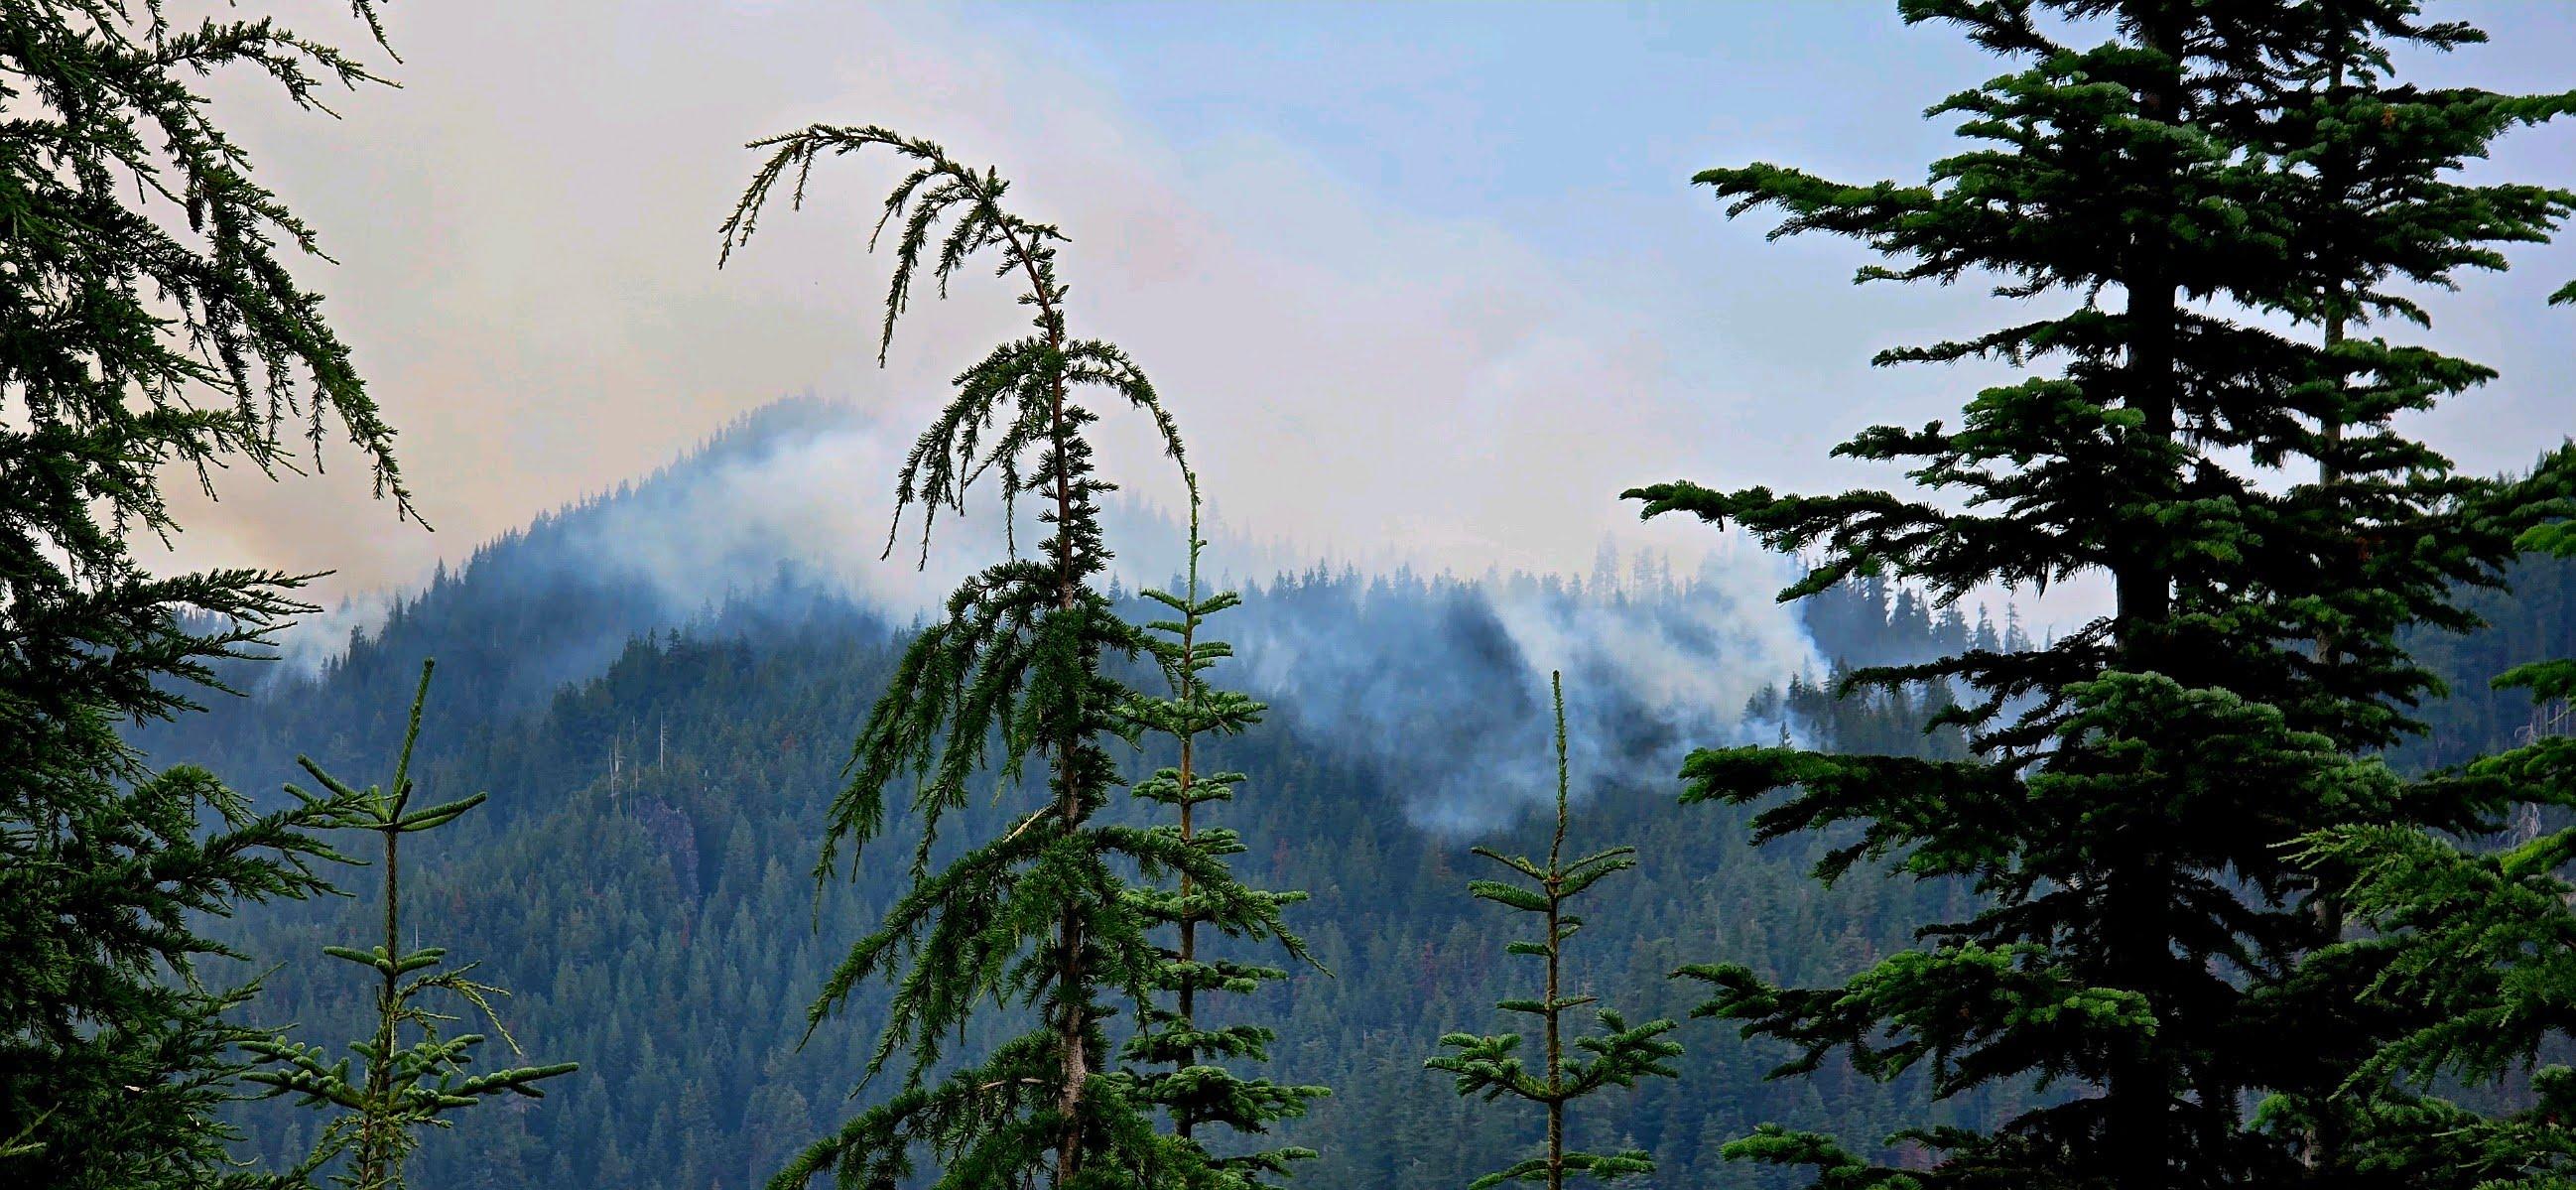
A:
1626,3,2576,1186
1427,674,1681,1190
0,727,367,1190
244,661,578,1190
2232,9,2576,1172
723,125,1237,1190
1115,488,1328,1187
2297,516,2576,1188
0,3,413,1187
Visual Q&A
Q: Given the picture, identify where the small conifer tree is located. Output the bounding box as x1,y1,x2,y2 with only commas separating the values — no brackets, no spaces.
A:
723,125,1272,1189
245,661,577,1190
1116,488,1329,1185
1427,673,1682,1190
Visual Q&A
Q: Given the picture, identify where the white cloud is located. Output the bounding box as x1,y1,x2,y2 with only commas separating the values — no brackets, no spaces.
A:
142,0,2573,652
146,1,1754,610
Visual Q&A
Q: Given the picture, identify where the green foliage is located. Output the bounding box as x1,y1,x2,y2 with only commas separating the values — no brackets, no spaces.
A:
243,662,576,1190
1115,493,1329,1186
0,727,368,1190
171,551,2565,1190
161,507,2576,1189
1428,675,1681,1189
0,3,412,1186
1628,3,2576,1186
2294,520,2576,1188
182,551,2033,1189
723,126,1213,1189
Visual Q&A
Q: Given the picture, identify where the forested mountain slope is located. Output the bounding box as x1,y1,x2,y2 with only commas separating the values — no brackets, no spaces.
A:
140,410,2569,1190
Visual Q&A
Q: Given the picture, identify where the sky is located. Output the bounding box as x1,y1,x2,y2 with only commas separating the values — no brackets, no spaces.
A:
168,1,2576,627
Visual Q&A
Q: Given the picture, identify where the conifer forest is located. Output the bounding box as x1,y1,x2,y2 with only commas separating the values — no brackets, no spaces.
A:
15,2,2576,1188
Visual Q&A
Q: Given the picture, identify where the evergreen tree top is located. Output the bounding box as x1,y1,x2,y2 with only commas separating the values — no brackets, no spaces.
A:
1428,674,1680,1190
724,124,1182,573
1627,4,2576,1186
246,661,578,1190
725,124,1240,1190
1117,489,1327,1187
1640,0,2576,760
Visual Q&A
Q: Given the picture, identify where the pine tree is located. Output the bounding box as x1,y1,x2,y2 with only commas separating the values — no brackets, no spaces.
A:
722,125,1259,1190
2235,9,2576,1173
1116,489,1330,1186
0,4,413,1187
245,661,578,1190
2294,513,2576,1188
1426,673,1682,1190
1626,3,2576,1186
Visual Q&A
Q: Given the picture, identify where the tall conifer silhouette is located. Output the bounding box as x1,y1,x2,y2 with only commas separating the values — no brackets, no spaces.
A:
0,5,415,1185
1628,3,2576,1185
1117,489,1328,1185
722,125,1260,1190
2295,514,2576,1184
1427,674,1680,1190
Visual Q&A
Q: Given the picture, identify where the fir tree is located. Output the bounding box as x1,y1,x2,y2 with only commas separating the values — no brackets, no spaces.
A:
1626,3,2576,1186
2236,8,2576,1172
1116,488,1330,1186
245,661,578,1190
0,4,412,1186
722,125,1274,1190
1426,673,1681,1190
2294,513,2576,1188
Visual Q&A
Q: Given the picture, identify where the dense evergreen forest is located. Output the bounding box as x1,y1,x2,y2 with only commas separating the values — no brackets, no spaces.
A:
148,476,2039,1188
117,406,2569,1187
150,499,2029,1179
12,1,2576,1188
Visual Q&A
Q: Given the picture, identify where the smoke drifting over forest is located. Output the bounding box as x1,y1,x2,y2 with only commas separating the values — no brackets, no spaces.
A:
278,397,1820,829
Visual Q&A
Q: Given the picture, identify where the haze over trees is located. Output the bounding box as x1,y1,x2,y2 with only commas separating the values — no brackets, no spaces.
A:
5,4,2575,1190
168,475,2057,1188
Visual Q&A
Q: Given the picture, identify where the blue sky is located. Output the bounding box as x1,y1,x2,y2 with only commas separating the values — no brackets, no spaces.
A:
966,0,2576,461
187,1,2576,633
971,2,2574,258
965,3,1986,235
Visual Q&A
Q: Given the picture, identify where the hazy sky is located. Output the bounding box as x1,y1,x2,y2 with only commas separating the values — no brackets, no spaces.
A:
173,1,2576,621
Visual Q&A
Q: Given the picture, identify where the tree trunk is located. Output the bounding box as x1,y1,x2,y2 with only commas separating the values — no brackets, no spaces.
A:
2105,7,2186,1186
1176,601,1200,1142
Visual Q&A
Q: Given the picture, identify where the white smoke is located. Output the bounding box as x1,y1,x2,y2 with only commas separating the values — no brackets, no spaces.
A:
1483,546,1819,722
278,397,1826,831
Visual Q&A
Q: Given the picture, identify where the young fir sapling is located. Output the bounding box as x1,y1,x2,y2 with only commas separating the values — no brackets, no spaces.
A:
1117,488,1328,1185
245,661,577,1190
1427,673,1681,1190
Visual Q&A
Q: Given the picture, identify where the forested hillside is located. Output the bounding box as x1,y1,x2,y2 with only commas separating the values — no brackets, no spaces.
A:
136,453,2005,1187
23,4,2576,1189
135,426,2571,1187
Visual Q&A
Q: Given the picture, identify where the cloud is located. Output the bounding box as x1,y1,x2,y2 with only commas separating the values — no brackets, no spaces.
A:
141,0,2575,652
143,0,1758,617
